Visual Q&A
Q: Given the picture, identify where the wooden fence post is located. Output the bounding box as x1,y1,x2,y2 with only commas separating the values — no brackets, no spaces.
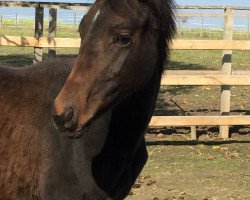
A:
74,12,77,29
15,13,18,29
0,14,2,27
33,5,44,64
178,18,182,36
48,8,57,58
247,17,250,39
190,126,197,140
200,16,204,38
219,7,233,138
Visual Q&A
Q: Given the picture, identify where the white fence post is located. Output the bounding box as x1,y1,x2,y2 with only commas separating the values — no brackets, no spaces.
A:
48,8,57,58
33,5,44,64
219,7,233,139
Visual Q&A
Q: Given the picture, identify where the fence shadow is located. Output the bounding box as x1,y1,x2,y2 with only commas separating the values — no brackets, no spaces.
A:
146,139,250,146
0,53,77,67
160,60,212,95
0,54,33,67
147,125,250,146
167,60,209,70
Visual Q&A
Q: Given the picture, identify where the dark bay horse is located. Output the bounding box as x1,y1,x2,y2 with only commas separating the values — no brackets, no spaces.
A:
0,0,175,199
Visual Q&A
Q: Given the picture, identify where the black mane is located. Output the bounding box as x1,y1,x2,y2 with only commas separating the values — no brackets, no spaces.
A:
145,0,176,66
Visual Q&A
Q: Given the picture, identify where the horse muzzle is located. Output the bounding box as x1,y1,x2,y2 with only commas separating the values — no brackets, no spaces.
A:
52,106,78,137
52,104,97,139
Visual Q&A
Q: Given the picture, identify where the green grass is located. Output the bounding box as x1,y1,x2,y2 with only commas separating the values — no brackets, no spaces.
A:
169,50,250,71
0,27,80,38
0,19,80,38
177,28,250,40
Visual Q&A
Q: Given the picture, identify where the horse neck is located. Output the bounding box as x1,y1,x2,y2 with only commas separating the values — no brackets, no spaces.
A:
92,63,163,197
115,61,162,144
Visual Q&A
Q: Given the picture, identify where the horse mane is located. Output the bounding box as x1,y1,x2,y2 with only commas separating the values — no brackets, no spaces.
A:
144,0,176,67
147,0,176,40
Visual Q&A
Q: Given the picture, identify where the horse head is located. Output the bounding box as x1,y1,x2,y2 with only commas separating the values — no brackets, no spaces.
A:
53,0,176,138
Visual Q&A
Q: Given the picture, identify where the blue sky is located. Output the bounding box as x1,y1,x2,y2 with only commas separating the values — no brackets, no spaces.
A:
3,0,250,6
175,0,250,6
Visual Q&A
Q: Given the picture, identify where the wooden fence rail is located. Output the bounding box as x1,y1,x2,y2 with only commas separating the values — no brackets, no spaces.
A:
1,2,250,139
150,116,250,127
2,36,250,50
161,75,250,86
0,1,91,11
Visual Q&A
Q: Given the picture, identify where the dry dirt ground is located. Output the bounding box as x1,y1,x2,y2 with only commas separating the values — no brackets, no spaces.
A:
126,131,250,200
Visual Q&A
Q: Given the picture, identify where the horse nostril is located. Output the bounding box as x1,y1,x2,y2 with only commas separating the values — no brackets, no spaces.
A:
64,107,74,121
52,112,66,132
63,107,77,131
53,107,78,132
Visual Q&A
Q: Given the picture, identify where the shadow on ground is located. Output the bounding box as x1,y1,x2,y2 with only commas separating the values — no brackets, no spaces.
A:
161,60,212,95
0,54,33,67
146,138,250,147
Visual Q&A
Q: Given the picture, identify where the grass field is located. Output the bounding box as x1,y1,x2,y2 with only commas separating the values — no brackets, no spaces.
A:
0,26,250,200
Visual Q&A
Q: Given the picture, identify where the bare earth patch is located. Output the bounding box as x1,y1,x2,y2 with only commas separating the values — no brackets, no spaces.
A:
126,132,250,200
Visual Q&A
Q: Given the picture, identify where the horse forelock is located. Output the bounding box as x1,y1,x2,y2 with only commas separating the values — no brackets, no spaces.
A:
106,0,176,33
82,0,175,43
107,0,135,12
107,0,145,20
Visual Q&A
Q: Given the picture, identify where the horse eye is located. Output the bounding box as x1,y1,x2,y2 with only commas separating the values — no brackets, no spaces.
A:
113,33,133,46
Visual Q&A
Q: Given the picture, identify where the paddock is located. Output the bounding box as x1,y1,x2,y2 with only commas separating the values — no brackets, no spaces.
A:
0,2,250,199
0,1,250,140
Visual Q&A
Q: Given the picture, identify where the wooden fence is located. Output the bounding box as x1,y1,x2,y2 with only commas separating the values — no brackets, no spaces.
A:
1,2,250,139
176,10,250,38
